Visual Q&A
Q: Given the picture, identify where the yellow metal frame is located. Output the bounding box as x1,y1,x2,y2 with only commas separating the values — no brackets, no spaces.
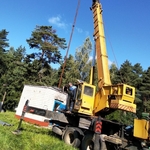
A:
134,119,149,139
94,84,136,114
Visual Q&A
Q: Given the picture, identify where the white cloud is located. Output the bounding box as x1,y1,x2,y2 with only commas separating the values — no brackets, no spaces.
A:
48,15,87,35
108,59,113,66
89,55,114,67
48,15,67,28
76,27,83,33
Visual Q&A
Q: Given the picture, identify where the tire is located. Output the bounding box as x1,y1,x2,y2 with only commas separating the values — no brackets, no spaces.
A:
81,133,94,150
0,109,5,112
124,146,138,150
63,127,81,148
52,126,63,136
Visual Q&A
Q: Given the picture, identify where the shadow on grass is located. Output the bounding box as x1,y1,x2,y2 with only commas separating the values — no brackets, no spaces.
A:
13,124,61,137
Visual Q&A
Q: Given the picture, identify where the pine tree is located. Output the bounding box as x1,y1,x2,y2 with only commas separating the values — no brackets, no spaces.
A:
139,67,150,112
119,60,134,85
0,29,9,77
57,37,92,88
131,63,143,116
26,25,67,83
109,63,120,84
0,46,27,110
57,54,80,87
0,29,9,52
26,25,67,64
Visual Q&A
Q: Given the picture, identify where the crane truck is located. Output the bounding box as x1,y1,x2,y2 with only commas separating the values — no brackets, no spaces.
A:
47,0,150,149
18,0,150,149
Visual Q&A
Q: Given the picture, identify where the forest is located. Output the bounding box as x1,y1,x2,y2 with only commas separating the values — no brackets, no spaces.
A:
0,26,150,125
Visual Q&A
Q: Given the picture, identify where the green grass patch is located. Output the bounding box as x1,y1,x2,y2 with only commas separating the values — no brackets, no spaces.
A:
0,111,77,150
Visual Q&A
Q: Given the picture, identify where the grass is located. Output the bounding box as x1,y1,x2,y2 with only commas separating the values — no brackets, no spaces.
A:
0,111,77,150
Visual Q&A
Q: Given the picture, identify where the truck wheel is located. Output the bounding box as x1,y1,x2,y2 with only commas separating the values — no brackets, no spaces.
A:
81,133,94,150
52,125,62,136
63,127,81,148
124,146,139,150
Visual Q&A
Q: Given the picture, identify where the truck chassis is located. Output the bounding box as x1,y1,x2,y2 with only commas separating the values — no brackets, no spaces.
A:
48,110,145,150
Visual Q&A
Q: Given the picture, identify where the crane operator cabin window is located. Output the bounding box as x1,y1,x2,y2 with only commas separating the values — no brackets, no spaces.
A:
84,86,94,97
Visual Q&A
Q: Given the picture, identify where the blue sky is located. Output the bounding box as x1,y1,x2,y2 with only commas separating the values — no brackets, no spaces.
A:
0,0,150,70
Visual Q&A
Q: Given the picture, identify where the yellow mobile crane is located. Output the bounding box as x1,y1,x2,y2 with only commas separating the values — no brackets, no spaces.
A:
48,0,150,149
73,0,136,116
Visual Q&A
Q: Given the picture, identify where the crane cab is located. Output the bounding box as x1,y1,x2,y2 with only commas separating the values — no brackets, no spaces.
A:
94,84,136,114
73,82,96,116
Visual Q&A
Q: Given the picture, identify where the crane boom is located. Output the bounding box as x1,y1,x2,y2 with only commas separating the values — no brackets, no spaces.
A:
91,0,111,88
